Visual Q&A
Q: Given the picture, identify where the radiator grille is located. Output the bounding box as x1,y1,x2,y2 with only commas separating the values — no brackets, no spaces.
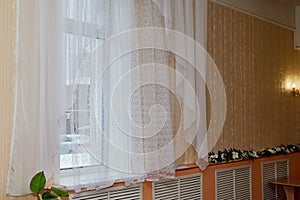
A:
216,165,251,200
153,174,202,200
70,184,142,200
262,159,288,200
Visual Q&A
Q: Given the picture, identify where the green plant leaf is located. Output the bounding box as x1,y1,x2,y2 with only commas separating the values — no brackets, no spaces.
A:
30,171,46,193
51,187,69,197
42,191,56,199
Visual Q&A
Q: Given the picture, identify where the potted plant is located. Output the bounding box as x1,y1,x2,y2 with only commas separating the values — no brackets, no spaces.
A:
30,171,69,200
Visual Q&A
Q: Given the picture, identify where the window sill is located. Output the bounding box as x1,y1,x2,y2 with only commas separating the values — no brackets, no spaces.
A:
60,163,200,194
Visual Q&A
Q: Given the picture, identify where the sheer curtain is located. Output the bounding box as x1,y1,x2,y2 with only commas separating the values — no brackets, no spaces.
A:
7,0,65,196
67,0,209,191
65,0,178,191
7,0,208,196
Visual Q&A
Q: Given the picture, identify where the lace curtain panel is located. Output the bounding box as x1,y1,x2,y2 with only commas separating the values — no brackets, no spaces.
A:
7,0,209,195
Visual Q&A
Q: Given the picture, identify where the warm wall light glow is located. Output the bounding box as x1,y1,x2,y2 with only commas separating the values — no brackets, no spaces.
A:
284,80,293,90
283,76,299,96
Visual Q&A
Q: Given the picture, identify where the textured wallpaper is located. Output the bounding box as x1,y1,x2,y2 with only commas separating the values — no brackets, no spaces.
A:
207,1,300,151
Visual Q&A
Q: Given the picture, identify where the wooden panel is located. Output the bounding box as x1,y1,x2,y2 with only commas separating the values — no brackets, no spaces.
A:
201,153,300,200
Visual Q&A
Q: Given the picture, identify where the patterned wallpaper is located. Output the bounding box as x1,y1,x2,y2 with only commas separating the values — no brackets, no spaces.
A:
207,1,300,151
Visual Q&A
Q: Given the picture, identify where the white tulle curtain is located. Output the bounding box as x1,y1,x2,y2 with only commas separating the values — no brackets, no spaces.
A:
65,0,208,192
7,0,208,196
7,0,65,196
64,0,179,191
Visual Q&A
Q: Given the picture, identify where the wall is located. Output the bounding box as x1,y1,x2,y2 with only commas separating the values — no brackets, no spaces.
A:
0,0,34,199
214,0,296,28
0,0,14,199
207,1,300,151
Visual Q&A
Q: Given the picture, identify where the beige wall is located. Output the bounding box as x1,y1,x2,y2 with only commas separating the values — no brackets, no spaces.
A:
208,1,300,151
0,0,14,199
0,1,33,199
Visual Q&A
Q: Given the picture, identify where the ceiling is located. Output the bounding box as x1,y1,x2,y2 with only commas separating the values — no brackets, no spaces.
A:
277,0,300,6
215,0,300,28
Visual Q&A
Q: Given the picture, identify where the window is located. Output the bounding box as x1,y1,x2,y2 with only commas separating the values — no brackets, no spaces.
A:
58,1,147,189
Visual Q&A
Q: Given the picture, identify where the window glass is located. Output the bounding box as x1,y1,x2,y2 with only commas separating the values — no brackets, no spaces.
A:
60,0,104,170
